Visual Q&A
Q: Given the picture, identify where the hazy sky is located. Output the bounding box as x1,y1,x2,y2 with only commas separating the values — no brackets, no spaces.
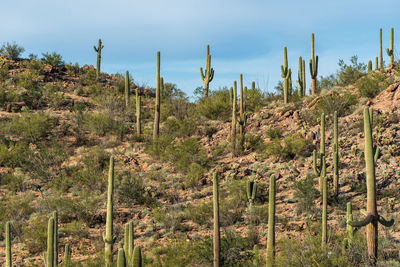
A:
1,0,399,98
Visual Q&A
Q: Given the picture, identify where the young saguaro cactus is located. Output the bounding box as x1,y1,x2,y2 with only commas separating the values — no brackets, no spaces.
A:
375,56,378,71
246,180,257,207
231,82,237,154
103,156,116,267
5,221,11,267
333,111,339,198
131,247,142,267
212,172,221,267
136,87,141,136
200,44,214,97
281,46,291,104
45,218,55,267
321,174,327,248
296,56,306,97
368,60,373,72
386,28,394,65
63,244,71,267
345,202,354,247
266,175,276,267
348,108,394,266
125,71,130,107
117,243,126,267
52,211,58,266
93,39,104,79
153,51,161,140
124,221,134,265
379,28,383,69
309,33,319,95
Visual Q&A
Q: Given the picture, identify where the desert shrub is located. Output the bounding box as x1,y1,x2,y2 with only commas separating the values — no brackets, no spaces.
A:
0,42,25,60
245,133,266,152
0,172,24,192
317,74,336,91
196,88,231,120
357,72,391,98
0,142,30,168
161,96,194,121
293,174,319,216
152,206,186,232
62,220,89,239
266,127,283,139
163,117,197,137
245,86,266,112
3,112,52,142
65,62,80,76
265,133,310,160
336,55,367,86
22,214,48,254
184,200,212,226
79,68,97,86
0,62,9,82
83,111,126,138
117,171,156,206
315,91,357,118
41,52,65,67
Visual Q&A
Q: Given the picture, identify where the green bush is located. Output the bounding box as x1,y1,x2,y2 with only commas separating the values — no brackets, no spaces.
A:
265,133,310,160
83,111,126,138
336,55,367,86
0,42,25,60
293,174,319,216
41,52,65,67
357,72,391,98
163,117,197,137
196,88,231,121
117,171,157,206
315,91,357,118
3,112,52,142
0,142,30,168
245,86,266,112
22,215,48,254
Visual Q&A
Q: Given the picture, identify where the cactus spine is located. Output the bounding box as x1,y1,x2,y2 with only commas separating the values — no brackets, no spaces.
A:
117,243,126,267
132,247,142,267
333,111,339,198
93,39,104,79
309,33,319,95
5,221,11,267
368,60,372,72
322,174,327,248
45,218,55,267
379,28,383,69
136,86,141,136
63,244,71,267
153,51,161,140
266,175,276,267
297,56,306,97
238,74,246,151
103,156,115,267
386,28,394,65
281,47,291,104
200,45,214,97
375,56,378,71
348,108,394,266
125,71,130,107
212,172,221,267
231,82,237,154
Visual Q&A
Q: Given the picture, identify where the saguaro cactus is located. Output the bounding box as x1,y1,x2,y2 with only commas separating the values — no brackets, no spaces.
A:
52,211,58,266
322,175,327,248
136,87,141,136
375,57,378,71
246,180,257,208
124,221,134,265
45,218,55,267
153,51,161,140
117,243,126,267
93,39,104,79
125,71,130,107
238,74,246,151
313,113,326,189
103,156,115,267
368,60,372,72
309,33,319,95
346,202,354,246
200,44,214,97
348,108,394,266
297,56,306,97
386,27,394,65
231,82,237,154
131,247,142,267
5,221,11,267
160,77,164,97
266,175,276,267
63,244,71,267
333,111,339,198
212,173,221,267
379,28,383,69
281,46,291,104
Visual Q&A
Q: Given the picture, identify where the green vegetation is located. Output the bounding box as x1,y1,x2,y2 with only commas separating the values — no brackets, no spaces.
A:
0,41,25,60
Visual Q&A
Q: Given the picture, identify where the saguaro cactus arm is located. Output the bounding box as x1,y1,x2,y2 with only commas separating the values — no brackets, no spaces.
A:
378,215,394,227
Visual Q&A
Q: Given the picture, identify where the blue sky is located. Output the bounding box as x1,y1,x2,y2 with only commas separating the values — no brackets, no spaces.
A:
1,0,399,98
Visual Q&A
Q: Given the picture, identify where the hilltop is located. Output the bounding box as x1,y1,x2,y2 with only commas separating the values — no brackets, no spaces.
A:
0,53,400,266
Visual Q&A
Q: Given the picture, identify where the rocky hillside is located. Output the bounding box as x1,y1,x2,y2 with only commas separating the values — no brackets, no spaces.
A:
0,55,400,266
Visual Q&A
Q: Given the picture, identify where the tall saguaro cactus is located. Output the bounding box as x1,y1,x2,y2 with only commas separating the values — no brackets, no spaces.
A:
322,175,327,248
5,221,11,267
125,71,130,107
309,33,319,95
231,82,237,154
368,60,372,72
212,173,221,267
124,221,134,265
93,39,104,79
333,111,339,198
266,175,276,267
375,57,378,71
103,156,115,267
45,218,55,267
346,202,354,247
386,27,394,65
200,45,214,97
379,28,383,69
348,108,394,266
52,211,58,266
313,113,325,191
153,51,161,140
136,87,141,136
238,74,246,151
297,56,306,97
281,47,291,104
